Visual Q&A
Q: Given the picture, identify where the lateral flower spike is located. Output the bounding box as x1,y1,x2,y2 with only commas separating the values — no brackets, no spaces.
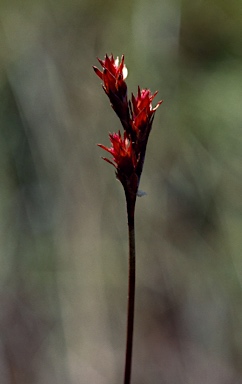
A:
131,87,163,137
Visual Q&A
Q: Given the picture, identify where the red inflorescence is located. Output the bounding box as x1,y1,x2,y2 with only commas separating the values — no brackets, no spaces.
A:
94,54,162,192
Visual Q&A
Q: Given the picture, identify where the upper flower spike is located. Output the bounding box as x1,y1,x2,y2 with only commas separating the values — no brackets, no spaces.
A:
93,55,127,88
93,54,131,132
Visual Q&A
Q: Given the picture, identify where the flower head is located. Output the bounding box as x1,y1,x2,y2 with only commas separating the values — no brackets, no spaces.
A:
93,54,128,97
94,54,163,196
93,54,130,132
98,131,136,175
98,131,139,195
131,87,163,138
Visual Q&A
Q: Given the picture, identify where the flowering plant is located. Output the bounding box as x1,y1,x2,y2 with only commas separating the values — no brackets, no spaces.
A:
93,54,162,384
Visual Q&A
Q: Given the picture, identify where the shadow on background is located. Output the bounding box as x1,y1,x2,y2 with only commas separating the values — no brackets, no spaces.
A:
0,0,242,383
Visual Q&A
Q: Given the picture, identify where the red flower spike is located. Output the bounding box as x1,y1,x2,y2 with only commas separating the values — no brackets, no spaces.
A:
98,131,137,177
93,54,131,132
131,87,163,135
93,54,128,97
94,54,163,191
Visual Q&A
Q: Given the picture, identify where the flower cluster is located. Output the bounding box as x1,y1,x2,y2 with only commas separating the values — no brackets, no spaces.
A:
98,131,137,172
93,54,162,197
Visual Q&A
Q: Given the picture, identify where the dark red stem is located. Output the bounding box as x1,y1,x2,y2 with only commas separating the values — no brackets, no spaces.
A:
124,195,136,384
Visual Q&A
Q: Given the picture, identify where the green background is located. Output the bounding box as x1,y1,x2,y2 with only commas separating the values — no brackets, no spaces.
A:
1,0,242,383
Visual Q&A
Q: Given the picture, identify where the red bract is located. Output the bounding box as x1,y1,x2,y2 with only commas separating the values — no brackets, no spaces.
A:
131,87,163,136
98,131,137,177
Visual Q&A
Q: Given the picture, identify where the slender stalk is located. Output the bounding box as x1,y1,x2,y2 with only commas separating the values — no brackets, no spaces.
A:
124,196,136,384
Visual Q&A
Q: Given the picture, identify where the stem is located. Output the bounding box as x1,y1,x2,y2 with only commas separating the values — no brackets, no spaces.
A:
124,196,136,384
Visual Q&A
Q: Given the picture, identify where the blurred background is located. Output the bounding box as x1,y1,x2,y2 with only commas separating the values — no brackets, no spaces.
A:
1,0,242,383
